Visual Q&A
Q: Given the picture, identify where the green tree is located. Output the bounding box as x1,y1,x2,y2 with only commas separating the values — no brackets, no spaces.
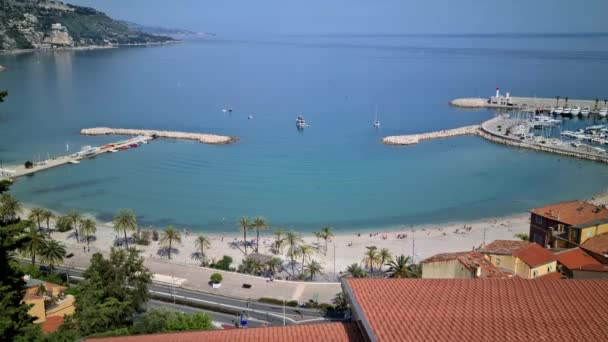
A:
273,228,286,253
113,209,137,249
28,208,45,231
514,233,529,242
0,179,12,194
265,256,283,274
299,244,314,275
238,216,252,255
344,263,367,278
286,230,302,275
75,248,152,336
304,259,324,281
20,224,47,265
40,209,54,235
0,221,44,341
132,308,178,334
0,90,7,103
239,257,263,275
385,254,420,279
66,210,82,243
319,226,334,255
332,292,349,313
39,240,66,273
252,216,268,253
362,248,381,273
80,218,97,251
378,248,393,270
210,273,223,283
0,193,23,224
163,312,213,332
193,234,211,265
159,226,181,259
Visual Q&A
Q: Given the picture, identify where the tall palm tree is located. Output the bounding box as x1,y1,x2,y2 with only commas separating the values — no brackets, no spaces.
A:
0,193,23,223
385,254,420,278
555,96,560,107
299,244,315,274
21,224,48,265
66,210,82,243
28,208,45,230
271,237,285,255
304,259,324,281
378,248,393,270
313,231,322,243
319,226,334,254
41,209,54,235
238,217,252,255
160,226,181,259
265,256,283,274
113,209,137,249
344,263,367,278
39,240,66,273
595,99,600,111
564,97,569,106
80,218,97,251
194,234,211,263
362,248,381,273
252,216,268,253
285,230,302,275
273,228,286,254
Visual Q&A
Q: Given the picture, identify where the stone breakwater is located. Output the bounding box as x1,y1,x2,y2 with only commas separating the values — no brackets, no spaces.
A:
449,98,487,108
81,127,238,145
382,125,480,145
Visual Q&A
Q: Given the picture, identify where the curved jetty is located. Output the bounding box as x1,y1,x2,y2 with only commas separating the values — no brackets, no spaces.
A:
449,98,487,108
382,125,480,145
81,127,237,145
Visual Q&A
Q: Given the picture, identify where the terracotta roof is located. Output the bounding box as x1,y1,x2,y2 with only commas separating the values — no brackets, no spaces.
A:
40,316,63,334
537,272,564,279
421,251,513,278
578,264,608,272
82,322,364,342
529,200,608,226
479,240,534,255
555,248,602,270
513,243,557,267
581,233,608,256
344,278,608,342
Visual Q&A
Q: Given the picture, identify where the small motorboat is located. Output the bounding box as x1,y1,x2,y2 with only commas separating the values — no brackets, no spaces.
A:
296,115,306,129
553,107,564,115
580,107,591,116
248,114,254,120
599,108,608,117
562,106,572,115
571,106,581,116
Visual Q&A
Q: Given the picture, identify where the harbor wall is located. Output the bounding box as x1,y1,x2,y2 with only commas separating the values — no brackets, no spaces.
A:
451,96,607,110
382,125,480,145
80,127,238,145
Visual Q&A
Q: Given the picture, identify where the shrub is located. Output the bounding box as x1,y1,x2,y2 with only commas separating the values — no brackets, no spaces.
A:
135,231,151,246
210,273,223,284
163,312,212,332
133,307,178,334
152,230,159,241
319,303,334,313
213,255,233,271
64,286,79,296
55,215,73,232
286,300,298,307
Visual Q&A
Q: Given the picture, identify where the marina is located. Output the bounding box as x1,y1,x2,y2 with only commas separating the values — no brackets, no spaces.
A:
80,127,238,145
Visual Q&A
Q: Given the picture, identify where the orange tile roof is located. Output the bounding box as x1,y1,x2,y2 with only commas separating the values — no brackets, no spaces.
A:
536,272,564,279
40,316,63,334
479,240,534,255
529,200,608,226
82,322,364,342
578,264,608,272
555,248,602,270
344,278,608,342
581,233,608,256
513,243,557,267
421,251,513,278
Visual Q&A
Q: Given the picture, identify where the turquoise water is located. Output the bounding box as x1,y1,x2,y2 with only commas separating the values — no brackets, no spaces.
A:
2,34,608,232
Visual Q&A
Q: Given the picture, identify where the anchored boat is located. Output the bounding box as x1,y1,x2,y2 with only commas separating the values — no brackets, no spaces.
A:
296,115,306,129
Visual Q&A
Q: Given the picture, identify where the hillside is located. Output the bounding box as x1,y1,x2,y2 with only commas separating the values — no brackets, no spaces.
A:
0,0,174,51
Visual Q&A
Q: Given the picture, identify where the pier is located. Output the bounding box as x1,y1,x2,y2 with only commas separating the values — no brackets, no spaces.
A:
382,125,480,145
80,127,238,145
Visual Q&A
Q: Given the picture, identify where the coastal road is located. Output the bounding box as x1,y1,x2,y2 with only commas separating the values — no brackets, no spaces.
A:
146,300,266,328
39,263,327,326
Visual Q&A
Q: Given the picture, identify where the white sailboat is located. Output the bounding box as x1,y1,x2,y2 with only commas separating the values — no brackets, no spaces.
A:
373,106,381,128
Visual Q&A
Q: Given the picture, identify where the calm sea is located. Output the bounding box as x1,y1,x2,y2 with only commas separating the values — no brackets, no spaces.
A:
1,34,608,232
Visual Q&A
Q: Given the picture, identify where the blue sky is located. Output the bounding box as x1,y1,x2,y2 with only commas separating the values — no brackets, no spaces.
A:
67,0,608,35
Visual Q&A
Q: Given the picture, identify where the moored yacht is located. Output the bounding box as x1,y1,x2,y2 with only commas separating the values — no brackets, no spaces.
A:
562,106,572,115
571,106,581,116
599,108,608,117
580,107,591,116
532,115,561,128
553,107,563,115
296,115,306,129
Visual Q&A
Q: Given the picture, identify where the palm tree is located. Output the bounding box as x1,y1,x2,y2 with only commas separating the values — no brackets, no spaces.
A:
514,233,529,241
28,208,45,230
273,228,286,254
285,230,303,275
555,96,560,107
66,210,82,243
595,99,600,111
21,224,48,265
113,209,137,249
41,209,54,235
362,248,381,273
344,263,367,278
265,256,283,274
39,240,66,273
564,97,569,107
313,231,321,243
0,193,23,223
385,254,420,278
160,226,181,259
252,216,268,253
194,234,211,264
238,217,252,255
80,218,97,251
304,259,324,281
319,226,334,255
299,244,315,274
378,248,393,270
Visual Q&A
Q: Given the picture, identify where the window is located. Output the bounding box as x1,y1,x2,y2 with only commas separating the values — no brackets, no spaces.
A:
532,270,538,278
534,215,544,225
495,258,501,266
548,265,553,272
